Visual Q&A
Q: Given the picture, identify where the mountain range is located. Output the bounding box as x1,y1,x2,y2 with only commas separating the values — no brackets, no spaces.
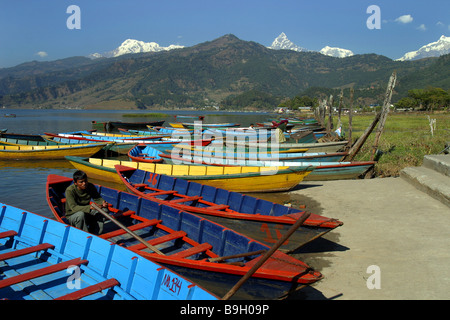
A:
0,34,448,110
88,39,184,59
396,35,450,61
85,32,447,61
268,32,354,58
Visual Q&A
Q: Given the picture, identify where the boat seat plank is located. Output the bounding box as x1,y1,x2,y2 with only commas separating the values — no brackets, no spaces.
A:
0,230,18,240
54,278,120,300
105,206,135,217
148,230,186,246
0,243,54,262
0,258,87,290
127,230,187,251
205,204,230,211
170,243,212,259
132,183,147,188
144,190,178,196
99,219,161,239
169,196,202,203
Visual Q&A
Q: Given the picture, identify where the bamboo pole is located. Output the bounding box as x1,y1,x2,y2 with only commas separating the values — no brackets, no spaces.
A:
91,203,165,255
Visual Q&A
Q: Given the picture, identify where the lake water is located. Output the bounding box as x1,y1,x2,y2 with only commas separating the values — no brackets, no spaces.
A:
0,108,273,218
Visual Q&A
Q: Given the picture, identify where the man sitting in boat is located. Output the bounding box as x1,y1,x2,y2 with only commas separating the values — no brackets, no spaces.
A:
64,170,109,235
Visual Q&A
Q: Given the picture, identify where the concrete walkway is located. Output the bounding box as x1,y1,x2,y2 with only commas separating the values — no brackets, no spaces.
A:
283,177,450,300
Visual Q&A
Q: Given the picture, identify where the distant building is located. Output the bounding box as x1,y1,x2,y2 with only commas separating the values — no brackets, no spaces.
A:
298,106,312,113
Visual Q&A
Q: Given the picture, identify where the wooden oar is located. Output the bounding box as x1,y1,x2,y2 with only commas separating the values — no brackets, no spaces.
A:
91,203,165,256
222,211,311,300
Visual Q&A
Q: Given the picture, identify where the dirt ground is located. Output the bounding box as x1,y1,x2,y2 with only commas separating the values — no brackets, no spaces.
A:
257,177,450,300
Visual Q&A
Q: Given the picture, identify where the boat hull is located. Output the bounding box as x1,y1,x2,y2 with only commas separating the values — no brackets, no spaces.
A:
66,156,314,193
0,143,106,160
115,165,342,252
167,155,375,181
304,162,375,180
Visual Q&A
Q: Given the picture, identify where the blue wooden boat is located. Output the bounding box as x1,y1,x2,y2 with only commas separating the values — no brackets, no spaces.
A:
41,136,136,155
46,174,323,299
128,144,164,163
0,202,217,300
115,165,343,252
161,146,348,163
119,128,196,137
202,128,274,141
46,132,213,148
46,131,163,144
119,128,174,136
174,115,205,121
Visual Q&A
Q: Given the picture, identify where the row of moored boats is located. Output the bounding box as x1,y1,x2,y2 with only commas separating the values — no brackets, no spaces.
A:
0,117,372,300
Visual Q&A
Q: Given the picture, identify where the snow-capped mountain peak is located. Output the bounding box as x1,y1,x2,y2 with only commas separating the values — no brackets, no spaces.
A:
89,39,184,59
320,46,354,58
397,35,450,61
268,32,354,58
269,32,309,52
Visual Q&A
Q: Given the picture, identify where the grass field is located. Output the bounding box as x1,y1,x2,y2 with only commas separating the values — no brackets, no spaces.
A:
336,112,450,177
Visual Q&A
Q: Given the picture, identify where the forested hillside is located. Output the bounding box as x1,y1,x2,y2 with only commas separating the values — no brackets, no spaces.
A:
0,34,448,109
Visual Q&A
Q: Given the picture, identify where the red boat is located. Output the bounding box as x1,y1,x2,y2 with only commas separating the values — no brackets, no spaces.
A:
46,174,322,299
115,165,343,252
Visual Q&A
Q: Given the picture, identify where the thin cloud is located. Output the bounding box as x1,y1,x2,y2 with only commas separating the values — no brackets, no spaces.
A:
395,15,413,24
417,24,427,31
35,51,48,58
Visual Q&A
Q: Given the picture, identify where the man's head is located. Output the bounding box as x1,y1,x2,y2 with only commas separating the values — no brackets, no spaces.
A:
73,170,88,191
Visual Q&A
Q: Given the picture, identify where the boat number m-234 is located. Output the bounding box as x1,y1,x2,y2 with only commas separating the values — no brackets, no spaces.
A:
161,273,183,295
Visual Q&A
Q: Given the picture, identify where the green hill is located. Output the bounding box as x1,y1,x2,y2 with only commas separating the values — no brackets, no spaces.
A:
0,34,448,109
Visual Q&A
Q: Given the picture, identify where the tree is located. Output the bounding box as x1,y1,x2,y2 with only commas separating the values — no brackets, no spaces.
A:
407,87,450,111
395,97,416,109
279,95,318,110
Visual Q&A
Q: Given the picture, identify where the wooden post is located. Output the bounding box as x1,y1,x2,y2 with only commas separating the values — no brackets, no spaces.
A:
318,99,326,127
326,95,334,133
370,71,397,161
343,112,381,161
347,87,354,147
343,71,396,162
337,90,343,130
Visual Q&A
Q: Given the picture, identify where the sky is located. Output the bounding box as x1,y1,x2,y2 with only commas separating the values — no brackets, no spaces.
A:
0,0,449,68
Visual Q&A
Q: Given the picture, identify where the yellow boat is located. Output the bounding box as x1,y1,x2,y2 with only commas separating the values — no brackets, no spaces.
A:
65,156,315,192
0,143,107,160
168,122,186,128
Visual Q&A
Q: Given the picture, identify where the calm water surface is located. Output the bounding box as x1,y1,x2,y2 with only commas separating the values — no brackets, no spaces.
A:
0,109,272,218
